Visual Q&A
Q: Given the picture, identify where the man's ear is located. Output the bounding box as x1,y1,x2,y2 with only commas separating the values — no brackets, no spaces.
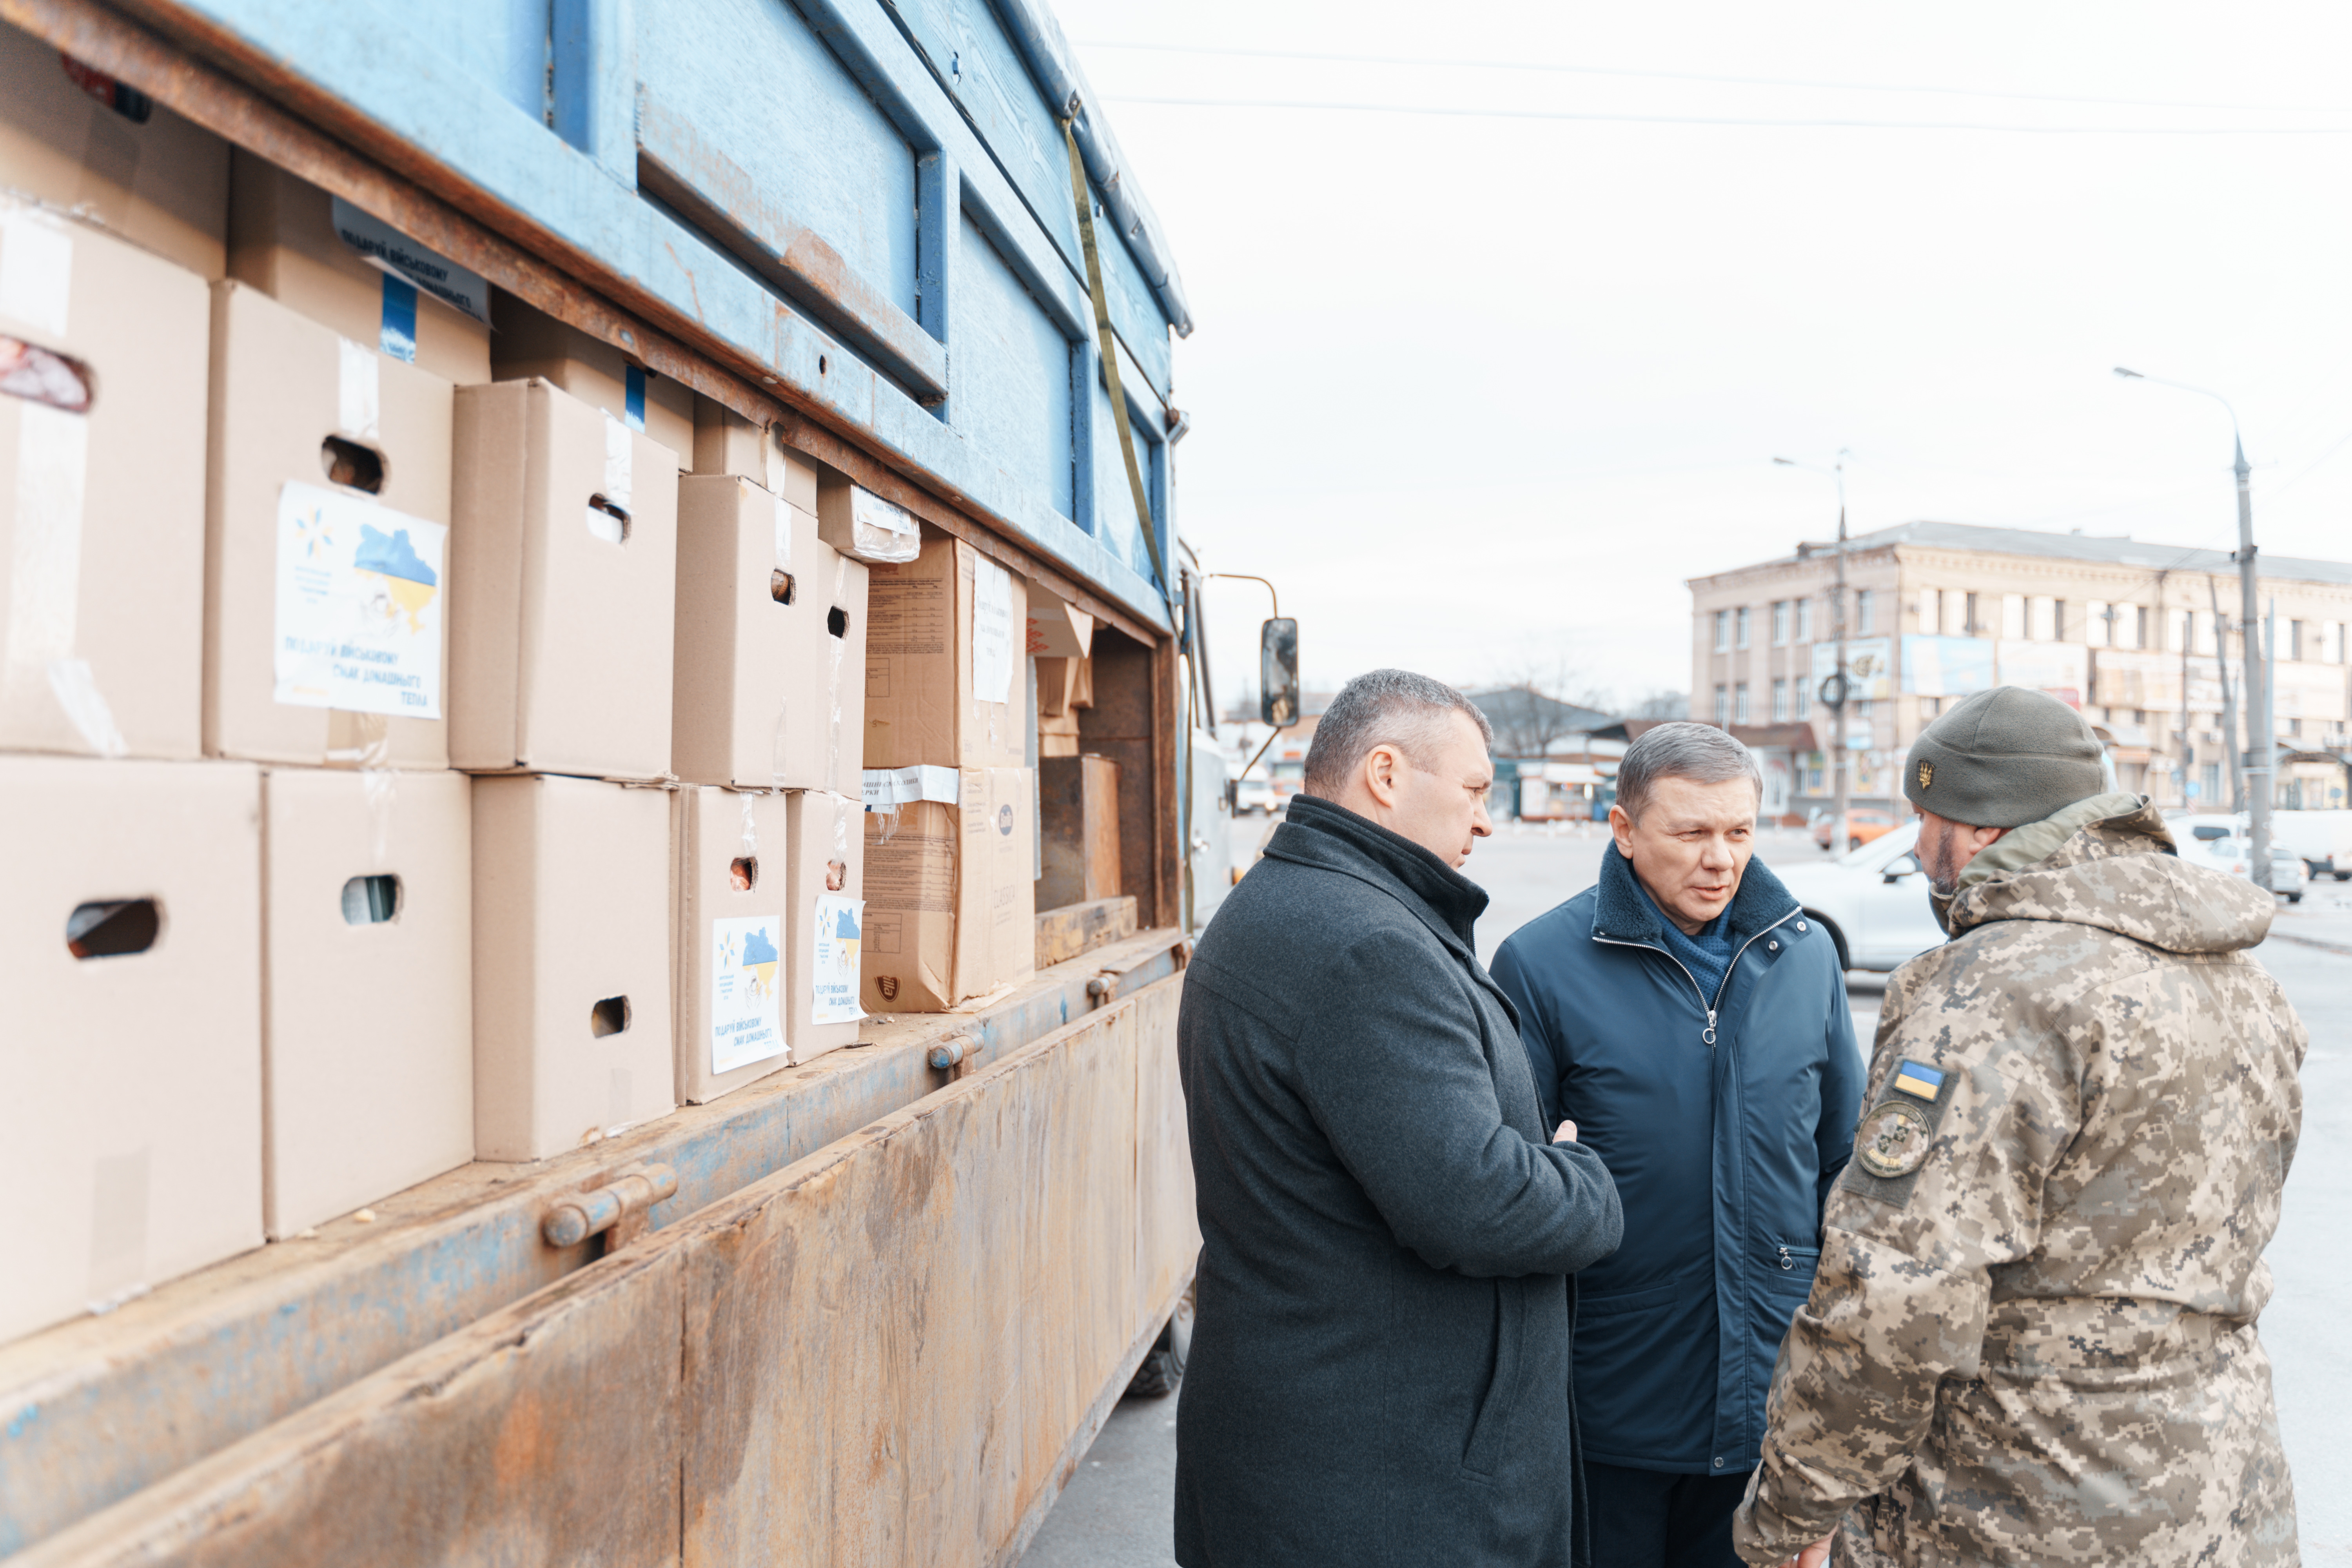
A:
1363,742,1402,806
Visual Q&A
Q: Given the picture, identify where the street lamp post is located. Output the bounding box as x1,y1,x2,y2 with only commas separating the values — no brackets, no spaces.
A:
1775,452,1851,848
2113,369,2271,888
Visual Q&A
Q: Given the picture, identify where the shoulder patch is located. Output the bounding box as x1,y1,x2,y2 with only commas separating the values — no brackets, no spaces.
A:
1842,1059,1956,1206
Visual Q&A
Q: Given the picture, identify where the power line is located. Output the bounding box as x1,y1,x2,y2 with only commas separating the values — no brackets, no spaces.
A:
1075,39,2352,118
1100,94,2352,134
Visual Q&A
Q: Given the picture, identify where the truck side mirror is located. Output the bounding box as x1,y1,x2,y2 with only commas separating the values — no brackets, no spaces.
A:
1261,617,1299,728
1882,853,1921,883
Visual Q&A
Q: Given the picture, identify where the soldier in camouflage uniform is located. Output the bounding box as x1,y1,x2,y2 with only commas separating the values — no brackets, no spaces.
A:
1733,686,2306,1568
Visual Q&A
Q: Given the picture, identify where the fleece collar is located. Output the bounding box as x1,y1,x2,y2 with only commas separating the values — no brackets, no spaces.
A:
1591,842,1799,949
1263,794,1491,952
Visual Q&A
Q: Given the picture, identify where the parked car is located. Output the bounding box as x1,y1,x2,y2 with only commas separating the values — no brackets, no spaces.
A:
1234,776,1276,816
2169,810,2346,885
2189,829,2310,903
1811,807,1900,853
1775,822,1945,973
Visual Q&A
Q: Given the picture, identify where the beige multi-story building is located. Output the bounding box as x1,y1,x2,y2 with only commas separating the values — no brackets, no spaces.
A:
1687,521,2352,821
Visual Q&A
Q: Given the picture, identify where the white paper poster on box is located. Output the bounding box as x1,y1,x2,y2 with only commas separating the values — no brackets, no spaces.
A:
709,913,784,1074
272,480,446,718
972,554,1014,704
811,893,864,1025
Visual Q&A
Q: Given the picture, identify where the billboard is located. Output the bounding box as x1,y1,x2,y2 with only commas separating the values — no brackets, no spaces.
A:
1811,637,1894,702
1996,641,2090,708
1902,635,1994,698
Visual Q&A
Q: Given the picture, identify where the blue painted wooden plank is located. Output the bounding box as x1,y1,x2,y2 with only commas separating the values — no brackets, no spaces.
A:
0,935,1182,1556
403,0,548,124
552,0,635,186
955,213,1075,519
636,0,917,316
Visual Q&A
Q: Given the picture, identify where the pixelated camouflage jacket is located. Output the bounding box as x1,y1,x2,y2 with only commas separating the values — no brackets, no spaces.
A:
1733,799,2307,1568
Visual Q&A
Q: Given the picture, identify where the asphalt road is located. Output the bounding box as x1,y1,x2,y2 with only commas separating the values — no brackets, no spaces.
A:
1020,819,2352,1566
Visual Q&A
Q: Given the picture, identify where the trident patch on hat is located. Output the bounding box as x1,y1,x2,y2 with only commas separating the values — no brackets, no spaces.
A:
1917,760,1934,790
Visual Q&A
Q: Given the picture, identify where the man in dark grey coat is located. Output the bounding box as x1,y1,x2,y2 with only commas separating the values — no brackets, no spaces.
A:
1175,669,1624,1568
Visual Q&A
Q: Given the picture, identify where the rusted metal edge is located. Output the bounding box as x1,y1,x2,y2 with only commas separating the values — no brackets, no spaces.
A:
0,927,1186,1558
987,1270,1192,1568
12,976,1189,1568
0,0,1166,649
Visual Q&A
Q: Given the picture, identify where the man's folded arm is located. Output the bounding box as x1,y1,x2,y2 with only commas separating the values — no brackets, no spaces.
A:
1294,930,1622,1279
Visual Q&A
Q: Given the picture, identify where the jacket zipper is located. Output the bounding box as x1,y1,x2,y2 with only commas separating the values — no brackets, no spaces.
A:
1592,907,1801,1048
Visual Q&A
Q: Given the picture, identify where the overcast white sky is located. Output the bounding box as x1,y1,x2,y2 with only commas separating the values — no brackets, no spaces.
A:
1051,1,2352,714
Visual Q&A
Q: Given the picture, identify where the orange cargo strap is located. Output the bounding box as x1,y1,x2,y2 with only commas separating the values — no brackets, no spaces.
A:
1062,116,1171,609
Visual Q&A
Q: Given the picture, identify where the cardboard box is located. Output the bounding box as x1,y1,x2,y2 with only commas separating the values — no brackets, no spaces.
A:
861,766,1034,1012
1,756,261,1344
205,280,454,769
672,474,868,792
1026,583,1094,662
671,785,791,1104
786,788,865,1063
472,773,674,1160
1038,754,1121,908
0,21,229,279
492,303,692,465
815,476,921,564
0,197,208,759
690,395,817,509
261,765,473,1237
863,534,1026,772
227,150,490,385
449,378,678,780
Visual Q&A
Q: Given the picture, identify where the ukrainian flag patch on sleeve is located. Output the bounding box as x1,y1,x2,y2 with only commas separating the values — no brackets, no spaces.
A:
1891,1060,1945,1100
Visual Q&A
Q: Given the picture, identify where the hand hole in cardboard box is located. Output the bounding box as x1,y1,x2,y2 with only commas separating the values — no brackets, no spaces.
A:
818,354,829,376
585,494,632,545
339,873,402,925
827,606,848,639
590,995,632,1037
65,898,160,959
826,858,847,892
320,436,385,495
770,570,796,606
730,855,758,891
0,335,95,414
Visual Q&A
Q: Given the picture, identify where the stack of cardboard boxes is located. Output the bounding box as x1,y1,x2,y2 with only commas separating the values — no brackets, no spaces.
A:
857,515,1038,1013
0,44,907,1347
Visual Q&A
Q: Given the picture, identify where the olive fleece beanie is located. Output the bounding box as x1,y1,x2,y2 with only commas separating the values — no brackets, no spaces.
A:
1902,685,2107,829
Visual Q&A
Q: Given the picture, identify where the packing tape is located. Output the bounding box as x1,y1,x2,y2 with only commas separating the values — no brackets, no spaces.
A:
739,789,760,856
87,1145,149,1308
0,208,73,338
361,764,397,866
602,413,633,511
337,337,379,441
608,1067,633,1132
6,400,123,754
831,787,853,867
762,422,784,497
773,494,792,574
325,711,392,769
826,556,849,795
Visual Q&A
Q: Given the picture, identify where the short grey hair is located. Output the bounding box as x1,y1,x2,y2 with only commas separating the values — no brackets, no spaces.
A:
1303,669,1493,797
1614,722,1761,822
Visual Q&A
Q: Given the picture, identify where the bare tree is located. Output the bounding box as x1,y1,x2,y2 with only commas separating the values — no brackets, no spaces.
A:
1469,659,1613,760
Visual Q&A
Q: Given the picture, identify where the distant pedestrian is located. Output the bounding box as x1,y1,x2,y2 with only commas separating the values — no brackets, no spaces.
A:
1174,668,1623,1568
1733,686,2306,1567
1491,721,1863,1568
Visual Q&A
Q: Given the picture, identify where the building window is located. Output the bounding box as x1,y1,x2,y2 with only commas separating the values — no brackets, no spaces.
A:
2086,599,2111,648
1856,699,1873,721
1735,606,1751,650
1857,590,1876,635
1920,697,1942,720
2053,599,2068,640
1713,684,1729,725
2030,596,2056,641
2202,762,2221,802
1805,763,1825,794
1965,592,1981,635
1793,676,1811,721
1797,597,1814,642
2290,620,2306,662
1771,600,1789,645
2288,717,2303,737
2135,605,2151,650
1713,610,1730,653
2002,594,2026,640
1772,678,1789,721
2327,621,2347,664
1735,683,1751,724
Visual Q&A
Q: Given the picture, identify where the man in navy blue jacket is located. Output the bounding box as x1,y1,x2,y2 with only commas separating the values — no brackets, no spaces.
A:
1492,721,1862,1568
